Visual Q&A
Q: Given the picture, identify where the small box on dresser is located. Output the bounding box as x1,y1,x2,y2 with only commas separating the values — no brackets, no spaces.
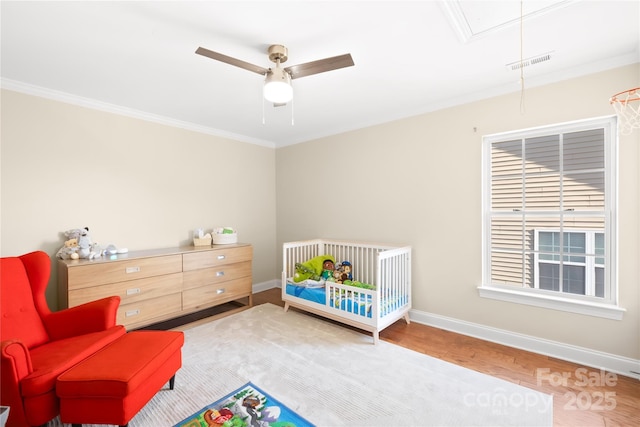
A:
58,244,253,330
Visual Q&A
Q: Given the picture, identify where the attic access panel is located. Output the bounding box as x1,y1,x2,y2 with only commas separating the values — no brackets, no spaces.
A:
441,0,575,42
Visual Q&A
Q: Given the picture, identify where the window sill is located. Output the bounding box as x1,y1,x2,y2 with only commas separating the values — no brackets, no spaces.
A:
478,286,625,320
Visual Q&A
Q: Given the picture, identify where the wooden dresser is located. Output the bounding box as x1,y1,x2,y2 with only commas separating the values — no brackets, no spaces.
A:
58,244,252,329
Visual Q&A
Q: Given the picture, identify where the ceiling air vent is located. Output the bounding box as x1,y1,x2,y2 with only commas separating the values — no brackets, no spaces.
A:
506,51,554,71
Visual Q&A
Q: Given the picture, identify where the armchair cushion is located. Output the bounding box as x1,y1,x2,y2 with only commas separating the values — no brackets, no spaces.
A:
23,325,125,398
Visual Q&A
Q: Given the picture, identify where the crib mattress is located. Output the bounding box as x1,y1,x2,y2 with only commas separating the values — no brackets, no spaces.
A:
285,283,373,318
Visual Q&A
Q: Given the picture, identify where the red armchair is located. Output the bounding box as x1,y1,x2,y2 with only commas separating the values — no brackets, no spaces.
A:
1,251,125,427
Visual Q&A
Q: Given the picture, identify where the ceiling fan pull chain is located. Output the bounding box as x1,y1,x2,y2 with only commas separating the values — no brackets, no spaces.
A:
519,0,526,114
291,98,295,126
262,91,266,125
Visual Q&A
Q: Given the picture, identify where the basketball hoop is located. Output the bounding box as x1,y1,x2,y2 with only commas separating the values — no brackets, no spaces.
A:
610,87,640,135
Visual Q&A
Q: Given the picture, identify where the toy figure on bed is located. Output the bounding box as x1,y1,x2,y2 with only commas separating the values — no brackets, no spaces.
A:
333,264,345,283
332,261,353,283
342,261,353,280
321,259,335,279
293,254,336,283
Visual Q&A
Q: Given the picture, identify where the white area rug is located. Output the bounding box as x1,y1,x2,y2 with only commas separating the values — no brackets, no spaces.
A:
56,303,552,426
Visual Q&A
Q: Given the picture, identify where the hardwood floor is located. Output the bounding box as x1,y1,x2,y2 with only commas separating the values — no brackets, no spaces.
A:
250,288,639,427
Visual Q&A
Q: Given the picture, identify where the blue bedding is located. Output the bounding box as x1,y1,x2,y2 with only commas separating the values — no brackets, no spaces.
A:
286,283,373,317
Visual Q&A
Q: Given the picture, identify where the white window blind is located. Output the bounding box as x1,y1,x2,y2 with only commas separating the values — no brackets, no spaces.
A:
481,117,620,317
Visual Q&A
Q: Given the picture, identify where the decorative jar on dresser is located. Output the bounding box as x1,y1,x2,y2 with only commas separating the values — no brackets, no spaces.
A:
58,243,252,330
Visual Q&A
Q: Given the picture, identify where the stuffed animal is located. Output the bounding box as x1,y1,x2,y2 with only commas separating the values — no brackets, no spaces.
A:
56,227,102,260
340,261,353,281
333,264,345,283
293,254,336,282
343,279,375,290
332,261,353,283
76,229,92,259
320,259,335,280
63,228,85,241
55,237,79,260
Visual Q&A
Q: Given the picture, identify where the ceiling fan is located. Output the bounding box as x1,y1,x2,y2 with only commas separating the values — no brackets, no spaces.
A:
195,44,354,106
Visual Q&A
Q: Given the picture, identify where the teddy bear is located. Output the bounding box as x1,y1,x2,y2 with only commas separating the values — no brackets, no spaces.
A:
55,237,79,260
56,227,102,260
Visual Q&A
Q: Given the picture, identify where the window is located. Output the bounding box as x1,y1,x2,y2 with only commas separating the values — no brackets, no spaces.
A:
480,117,624,319
534,230,604,297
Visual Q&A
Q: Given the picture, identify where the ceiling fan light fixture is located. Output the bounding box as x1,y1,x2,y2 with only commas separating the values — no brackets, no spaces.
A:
196,44,354,108
263,67,293,104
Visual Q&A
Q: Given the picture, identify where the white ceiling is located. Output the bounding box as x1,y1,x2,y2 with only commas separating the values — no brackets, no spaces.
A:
1,1,638,148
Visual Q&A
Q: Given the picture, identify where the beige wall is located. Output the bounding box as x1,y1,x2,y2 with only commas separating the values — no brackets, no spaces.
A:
276,64,640,360
1,90,277,309
2,64,637,361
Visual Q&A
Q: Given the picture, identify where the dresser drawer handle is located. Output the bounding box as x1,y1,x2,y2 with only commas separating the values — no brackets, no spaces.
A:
125,266,141,274
216,271,225,277
217,255,226,260
216,288,225,295
126,288,141,295
125,309,140,317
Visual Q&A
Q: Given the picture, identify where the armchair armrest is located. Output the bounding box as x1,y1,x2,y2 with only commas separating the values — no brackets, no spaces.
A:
1,339,33,383
43,296,121,341
1,340,33,418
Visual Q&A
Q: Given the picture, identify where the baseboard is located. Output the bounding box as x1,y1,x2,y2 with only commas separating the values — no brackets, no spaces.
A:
251,280,640,379
253,279,280,294
409,309,640,380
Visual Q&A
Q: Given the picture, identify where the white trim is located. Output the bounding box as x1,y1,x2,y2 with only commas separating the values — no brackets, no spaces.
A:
438,0,576,43
482,116,620,312
252,279,637,379
483,115,617,142
0,78,276,149
252,279,280,294
478,285,625,320
409,307,639,380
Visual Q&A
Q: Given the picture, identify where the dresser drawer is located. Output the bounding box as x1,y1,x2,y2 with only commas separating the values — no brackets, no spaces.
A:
182,245,252,271
66,255,183,289
182,261,251,291
117,293,182,329
182,277,251,311
68,272,183,307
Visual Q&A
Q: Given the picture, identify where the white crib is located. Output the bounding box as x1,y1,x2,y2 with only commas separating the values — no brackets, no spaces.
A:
281,239,412,343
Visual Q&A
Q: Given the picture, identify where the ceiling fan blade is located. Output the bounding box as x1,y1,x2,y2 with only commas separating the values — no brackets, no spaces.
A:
195,47,269,75
285,53,354,80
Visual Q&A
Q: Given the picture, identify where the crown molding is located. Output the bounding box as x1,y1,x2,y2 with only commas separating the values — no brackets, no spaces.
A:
0,78,276,149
